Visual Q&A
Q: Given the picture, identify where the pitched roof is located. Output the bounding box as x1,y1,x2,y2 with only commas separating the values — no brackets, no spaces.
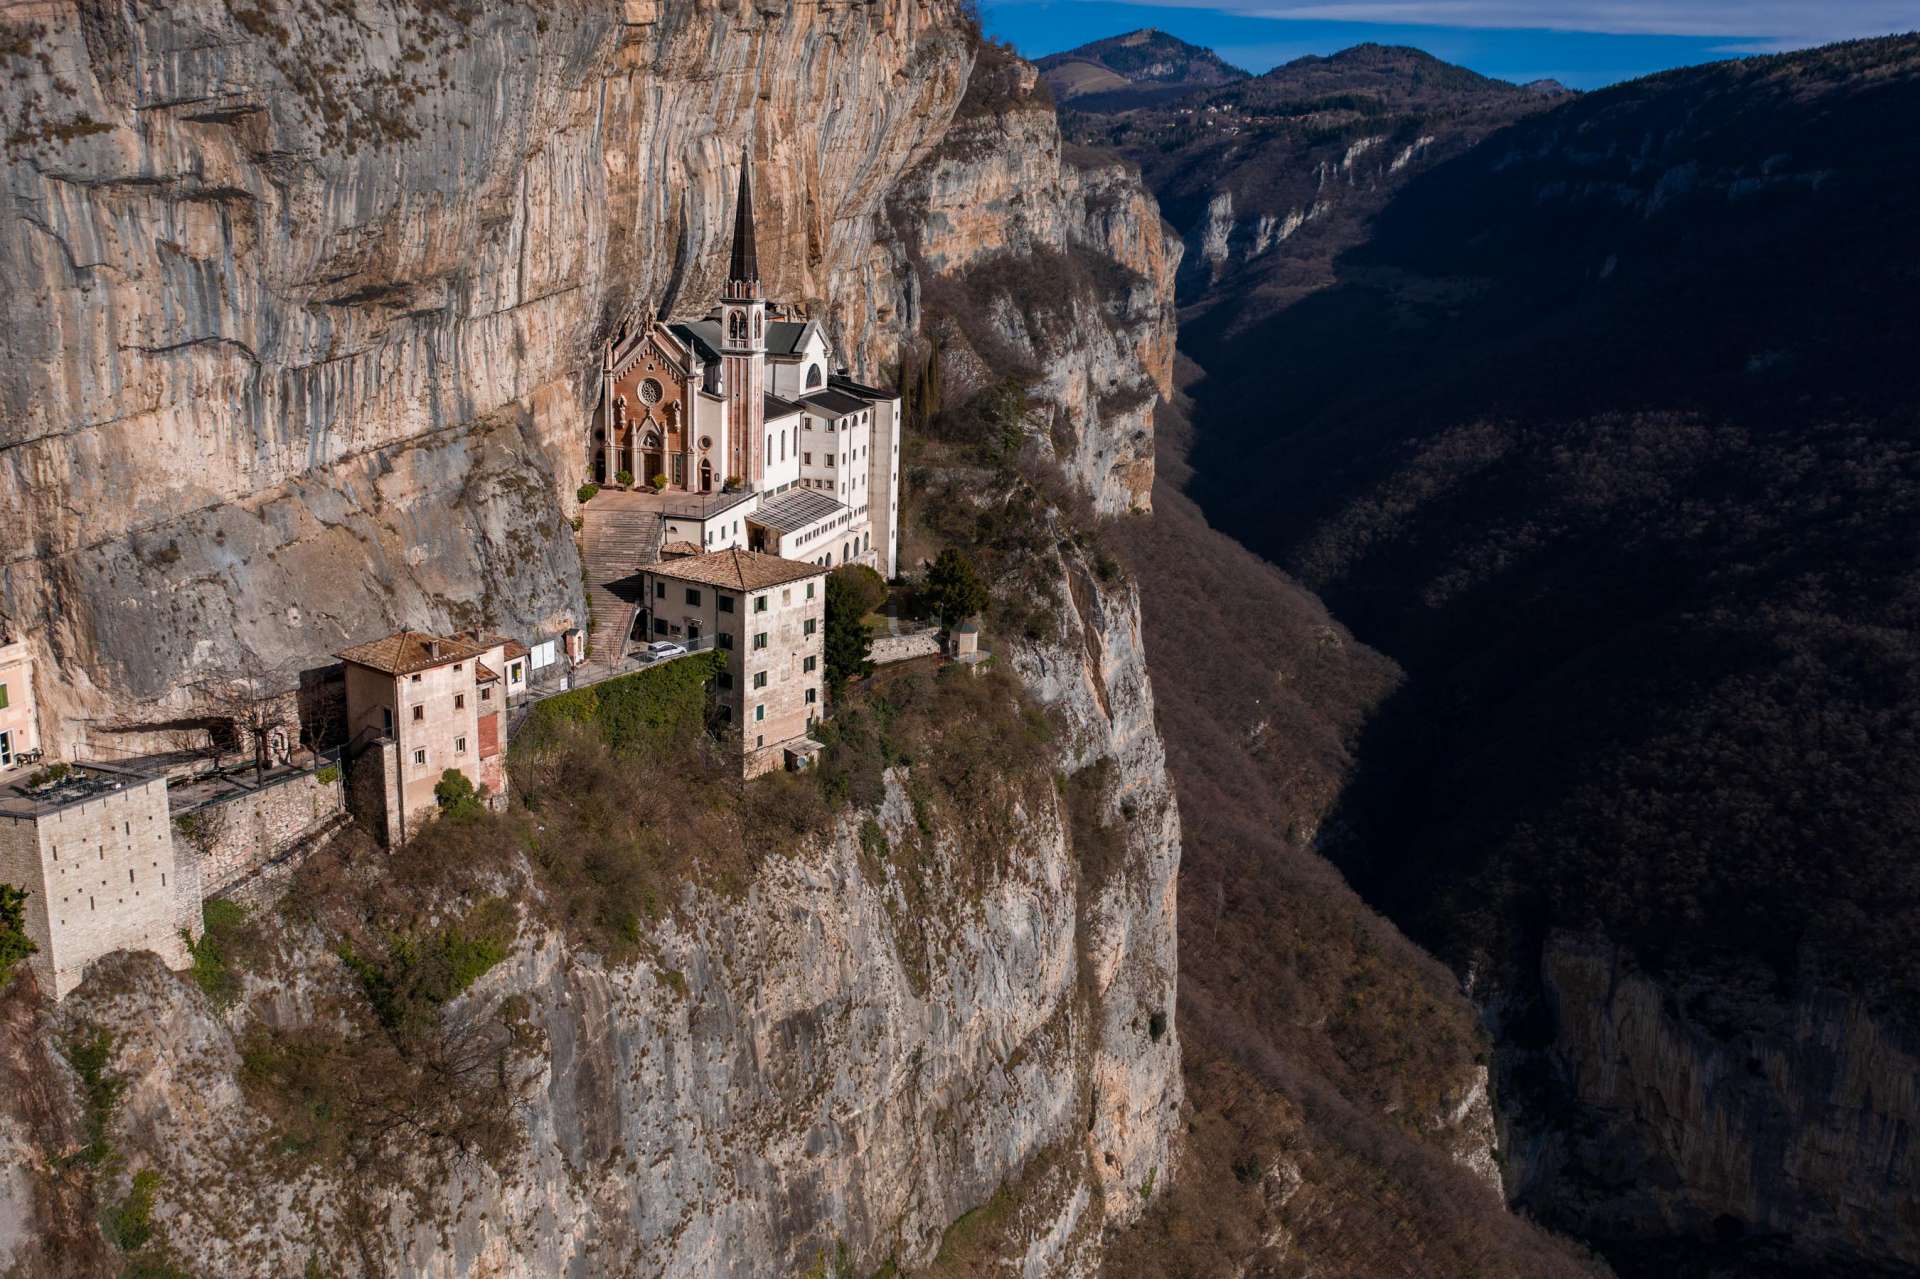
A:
765,391,804,420
830,373,899,400
660,539,703,557
798,388,870,417
503,640,530,660
729,145,759,286
337,630,488,676
750,487,847,533
669,320,722,363
475,661,501,683
645,547,826,591
765,319,819,358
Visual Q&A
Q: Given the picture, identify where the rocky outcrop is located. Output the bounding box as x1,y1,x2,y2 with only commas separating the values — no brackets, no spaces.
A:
1502,933,1920,1271
0,0,971,753
862,48,1179,514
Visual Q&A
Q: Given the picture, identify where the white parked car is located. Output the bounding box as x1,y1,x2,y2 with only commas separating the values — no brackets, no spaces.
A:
645,640,688,661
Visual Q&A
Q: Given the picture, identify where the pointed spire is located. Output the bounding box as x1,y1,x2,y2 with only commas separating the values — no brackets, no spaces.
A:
728,143,759,294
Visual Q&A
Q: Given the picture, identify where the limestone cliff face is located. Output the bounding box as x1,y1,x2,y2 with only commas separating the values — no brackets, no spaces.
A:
0,0,969,752
0,8,1186,1277
858,50,1179,516
1500,933,1920,1270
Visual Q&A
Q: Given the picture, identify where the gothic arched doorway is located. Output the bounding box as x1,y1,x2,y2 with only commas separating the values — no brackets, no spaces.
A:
699,459,714,492
642,430,663,487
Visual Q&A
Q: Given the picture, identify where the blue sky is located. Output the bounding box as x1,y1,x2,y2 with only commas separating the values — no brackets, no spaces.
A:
978,1,1920,88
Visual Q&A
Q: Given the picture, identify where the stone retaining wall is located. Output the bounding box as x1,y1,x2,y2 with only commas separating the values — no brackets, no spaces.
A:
870,628,942,665
177,767,346,900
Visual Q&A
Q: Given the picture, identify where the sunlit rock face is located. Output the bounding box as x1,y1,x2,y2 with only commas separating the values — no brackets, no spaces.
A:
0,0,969,749
0,7,1187,1276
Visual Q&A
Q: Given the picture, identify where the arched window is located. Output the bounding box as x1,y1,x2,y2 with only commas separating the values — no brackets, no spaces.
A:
805,364,822,389
729,311,745,342
753,311,763,339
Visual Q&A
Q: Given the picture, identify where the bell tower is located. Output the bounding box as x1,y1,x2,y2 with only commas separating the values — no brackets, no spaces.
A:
721,145,768,488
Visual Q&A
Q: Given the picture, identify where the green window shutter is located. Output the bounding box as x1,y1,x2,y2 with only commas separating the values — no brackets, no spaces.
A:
0,683,9,710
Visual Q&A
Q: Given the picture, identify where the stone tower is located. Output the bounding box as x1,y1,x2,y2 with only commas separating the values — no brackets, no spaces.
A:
720,145,768,488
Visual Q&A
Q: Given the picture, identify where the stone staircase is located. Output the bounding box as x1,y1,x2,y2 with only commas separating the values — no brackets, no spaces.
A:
579,492,662,672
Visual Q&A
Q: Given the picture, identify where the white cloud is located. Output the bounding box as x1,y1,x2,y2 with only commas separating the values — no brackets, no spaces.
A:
1219,1,1920,45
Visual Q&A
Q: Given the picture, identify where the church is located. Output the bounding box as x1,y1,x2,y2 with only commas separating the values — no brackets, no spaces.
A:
589,150,902,580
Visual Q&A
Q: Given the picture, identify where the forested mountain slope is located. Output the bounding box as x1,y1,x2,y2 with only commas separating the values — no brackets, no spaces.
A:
1158,33,1920,1279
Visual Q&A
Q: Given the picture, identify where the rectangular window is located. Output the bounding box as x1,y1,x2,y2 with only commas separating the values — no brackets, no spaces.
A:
0,682,8,710
655,616,669,635
655,581,666,599
718,704,733,723
755,705,765,723
753,632,768,651
410,673,422,683
413,749,427,766
686,588,702,607
803,452,812,465
0,730,11,769
480,687,492,701
509,661,523,681
754,596,768,613
753,672,768,689
717,672,733,689
382,707,393,731
806,582,815,600
803,656,817,673
454,693,465,710
806,688,817,704
717,632,733,650
782,589,791,606
455,736,467,754
718,594,734,613
803,618,817,636
453,663,462,673
412,705,425,722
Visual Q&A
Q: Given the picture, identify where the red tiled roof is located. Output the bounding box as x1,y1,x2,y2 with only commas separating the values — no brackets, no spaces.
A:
644,547,828,591
336,630,487,676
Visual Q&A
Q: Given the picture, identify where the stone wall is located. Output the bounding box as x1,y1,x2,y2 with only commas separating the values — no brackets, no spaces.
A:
177,767,346,901
0,773,186,1000
870,628,942,665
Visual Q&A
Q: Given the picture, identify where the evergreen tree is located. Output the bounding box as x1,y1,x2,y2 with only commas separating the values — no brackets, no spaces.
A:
925,547,989,627
824,571,875,694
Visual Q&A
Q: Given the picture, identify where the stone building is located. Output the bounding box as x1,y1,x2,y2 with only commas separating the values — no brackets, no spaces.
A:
590,148,902,579
0,762,191,999
0,634,39,772
637,548,827,776
337,631,511,841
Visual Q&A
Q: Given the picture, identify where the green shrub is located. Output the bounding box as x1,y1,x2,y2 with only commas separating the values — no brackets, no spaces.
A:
577,482,599,504
338,896,515,1040
650,472,668,490
0,882,35,988
107,1168,161,1251
615,470,634,488
433,769,486,820
61,1029,122,1168
519,651,724,757
185,899,251,1010
314,764,340,786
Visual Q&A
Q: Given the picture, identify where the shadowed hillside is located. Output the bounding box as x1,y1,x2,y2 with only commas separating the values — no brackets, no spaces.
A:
1167,32,1920,1279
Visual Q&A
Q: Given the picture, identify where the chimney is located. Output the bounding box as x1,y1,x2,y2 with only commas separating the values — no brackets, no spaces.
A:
426,639,439,659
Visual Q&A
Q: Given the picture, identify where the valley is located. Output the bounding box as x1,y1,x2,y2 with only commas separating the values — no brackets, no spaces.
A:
1061,25,1920,1279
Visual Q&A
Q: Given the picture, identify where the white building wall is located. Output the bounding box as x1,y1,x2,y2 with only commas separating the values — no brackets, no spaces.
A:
868,395,902,579
760,412,803,494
